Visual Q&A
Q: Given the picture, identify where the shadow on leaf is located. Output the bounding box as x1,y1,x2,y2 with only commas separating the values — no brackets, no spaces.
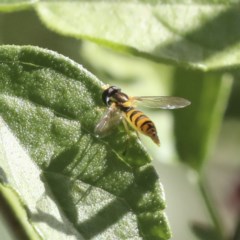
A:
38,133,167,239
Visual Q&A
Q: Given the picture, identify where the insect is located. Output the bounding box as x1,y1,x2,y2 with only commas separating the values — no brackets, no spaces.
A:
95,85,191,146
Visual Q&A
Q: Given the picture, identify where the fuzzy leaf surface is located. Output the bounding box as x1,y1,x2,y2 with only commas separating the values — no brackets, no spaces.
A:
0,45,171,240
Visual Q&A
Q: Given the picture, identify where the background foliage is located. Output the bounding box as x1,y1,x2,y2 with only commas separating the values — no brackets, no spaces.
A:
0,1,240,240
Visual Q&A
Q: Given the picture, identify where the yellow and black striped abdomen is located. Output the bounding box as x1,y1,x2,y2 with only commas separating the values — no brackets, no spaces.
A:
124,107,160,146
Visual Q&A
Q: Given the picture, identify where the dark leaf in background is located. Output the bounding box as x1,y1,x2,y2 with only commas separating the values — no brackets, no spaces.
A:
173,68,232,170
191,222,220,240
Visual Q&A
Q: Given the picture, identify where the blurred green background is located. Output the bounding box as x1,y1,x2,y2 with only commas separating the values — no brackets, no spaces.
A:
0,8,239,240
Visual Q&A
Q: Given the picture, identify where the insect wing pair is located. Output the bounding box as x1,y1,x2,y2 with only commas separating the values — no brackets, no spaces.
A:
94,104,123,137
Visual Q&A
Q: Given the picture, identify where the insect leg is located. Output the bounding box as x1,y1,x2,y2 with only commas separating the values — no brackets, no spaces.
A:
122,118,141,155
122,117,130,135
122,118,131,156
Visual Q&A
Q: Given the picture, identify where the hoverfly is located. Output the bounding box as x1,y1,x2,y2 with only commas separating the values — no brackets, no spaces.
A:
95,85,190,146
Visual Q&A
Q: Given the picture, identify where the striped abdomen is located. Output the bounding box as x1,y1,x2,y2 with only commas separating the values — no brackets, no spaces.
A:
124,107,160,146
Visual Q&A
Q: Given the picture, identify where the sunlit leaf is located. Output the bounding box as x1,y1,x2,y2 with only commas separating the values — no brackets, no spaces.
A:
0,45,171,240
34,1,240,70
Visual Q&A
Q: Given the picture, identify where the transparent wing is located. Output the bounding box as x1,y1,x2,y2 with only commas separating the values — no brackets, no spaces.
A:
132,96,191,109
94,105,123,137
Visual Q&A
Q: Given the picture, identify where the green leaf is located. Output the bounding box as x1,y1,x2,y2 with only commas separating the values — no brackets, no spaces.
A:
191,223,220,240
0,45,171,239
0,0,34,12
35,1,240,71
173,69,233,170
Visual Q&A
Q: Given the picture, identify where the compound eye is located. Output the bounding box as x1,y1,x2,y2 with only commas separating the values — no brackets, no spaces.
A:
102,89,109,105
102,86,119,106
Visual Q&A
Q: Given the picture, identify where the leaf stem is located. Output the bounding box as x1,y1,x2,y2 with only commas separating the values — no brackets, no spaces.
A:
0,186,31,240
0,184,40,240
197,176,225,240
232,215,240,240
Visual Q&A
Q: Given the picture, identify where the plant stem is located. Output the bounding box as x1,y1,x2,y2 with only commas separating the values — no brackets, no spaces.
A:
197,176,225,240
0,184,40,240
232,216,240,240
0,186,30,240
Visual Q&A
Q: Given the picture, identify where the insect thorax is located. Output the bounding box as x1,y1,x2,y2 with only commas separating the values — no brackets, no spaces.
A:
102,86,129,107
